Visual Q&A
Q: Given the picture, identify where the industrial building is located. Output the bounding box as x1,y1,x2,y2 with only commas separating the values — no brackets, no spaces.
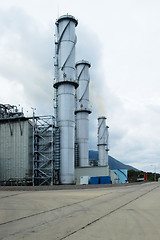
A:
0,14,117,186
0,104,56,186
0,104,33,185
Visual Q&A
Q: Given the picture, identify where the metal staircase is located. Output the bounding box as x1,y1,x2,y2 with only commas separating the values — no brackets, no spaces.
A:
32,116,55,186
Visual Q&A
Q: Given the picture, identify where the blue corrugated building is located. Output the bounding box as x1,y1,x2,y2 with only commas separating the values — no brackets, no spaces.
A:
111,169,128,183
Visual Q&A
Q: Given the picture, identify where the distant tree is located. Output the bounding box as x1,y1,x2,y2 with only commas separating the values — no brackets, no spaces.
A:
128,170,160,182
128,170,141,182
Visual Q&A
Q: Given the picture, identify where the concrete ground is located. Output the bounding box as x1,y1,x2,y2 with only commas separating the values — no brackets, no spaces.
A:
0,182,160,240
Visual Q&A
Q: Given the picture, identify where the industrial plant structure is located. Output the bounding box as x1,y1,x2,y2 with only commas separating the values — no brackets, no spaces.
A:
97,116,109,166
0,14,112,186
75,60,91,167
0,104,56,186
0,104,33,185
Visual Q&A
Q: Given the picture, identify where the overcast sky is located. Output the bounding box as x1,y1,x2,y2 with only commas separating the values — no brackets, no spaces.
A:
0,0,160,173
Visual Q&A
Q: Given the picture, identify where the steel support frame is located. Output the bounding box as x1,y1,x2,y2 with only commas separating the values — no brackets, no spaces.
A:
32,116,55,186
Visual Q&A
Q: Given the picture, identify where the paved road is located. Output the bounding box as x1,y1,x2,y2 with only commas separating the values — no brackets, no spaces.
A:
0,182,160,240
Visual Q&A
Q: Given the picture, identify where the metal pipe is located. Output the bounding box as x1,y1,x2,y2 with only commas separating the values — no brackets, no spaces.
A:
54,14,78,184
31,107,36,186
75,60,91,167
97,116,109,166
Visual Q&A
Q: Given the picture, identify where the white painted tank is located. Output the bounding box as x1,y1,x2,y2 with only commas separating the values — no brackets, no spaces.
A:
75,60,91,167
97,116,109,166
54,15,78,184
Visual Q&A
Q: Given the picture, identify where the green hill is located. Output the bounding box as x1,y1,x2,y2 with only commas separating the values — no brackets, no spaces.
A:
89,150,139,171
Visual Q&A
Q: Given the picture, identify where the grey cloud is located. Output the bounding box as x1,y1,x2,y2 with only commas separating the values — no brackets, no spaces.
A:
1,3,160,173
0,7,54,116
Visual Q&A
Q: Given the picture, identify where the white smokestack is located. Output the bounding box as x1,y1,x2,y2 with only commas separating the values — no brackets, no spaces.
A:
75,60,91,167
97,116,109,166
54,15,78,184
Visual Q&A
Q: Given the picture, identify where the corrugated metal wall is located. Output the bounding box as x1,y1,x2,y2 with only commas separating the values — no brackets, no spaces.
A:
0,119,33,183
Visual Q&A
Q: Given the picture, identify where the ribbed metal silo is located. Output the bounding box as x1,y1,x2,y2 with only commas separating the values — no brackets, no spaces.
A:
97,116,109,166
54,15,78,184
75,60,91,167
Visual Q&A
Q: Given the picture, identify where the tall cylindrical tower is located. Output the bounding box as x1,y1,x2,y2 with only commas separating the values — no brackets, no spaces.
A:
97,116,109,166
75,60,91,166
54,15,78,184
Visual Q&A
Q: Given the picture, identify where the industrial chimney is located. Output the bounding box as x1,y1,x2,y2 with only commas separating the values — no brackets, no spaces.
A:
75,60,91,167
97,116,109,166
54,15,78,184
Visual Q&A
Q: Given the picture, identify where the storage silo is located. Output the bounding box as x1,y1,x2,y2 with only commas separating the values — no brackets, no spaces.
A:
97,116,109,166
75,60,91,167
54,15,78,184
